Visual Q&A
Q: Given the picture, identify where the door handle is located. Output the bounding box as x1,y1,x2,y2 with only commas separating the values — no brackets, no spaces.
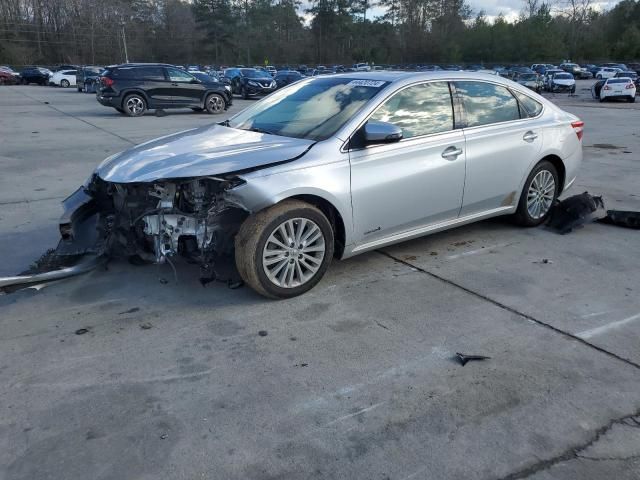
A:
523,131,538,142
441,146,463,160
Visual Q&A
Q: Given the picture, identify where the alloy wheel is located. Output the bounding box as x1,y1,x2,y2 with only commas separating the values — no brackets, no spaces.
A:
126,97,144,115
261,218,326,288
527,169,555,219
207,94,225,113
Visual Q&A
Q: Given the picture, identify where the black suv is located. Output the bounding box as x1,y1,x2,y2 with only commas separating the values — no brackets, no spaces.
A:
224,68,276,98
96,63,232,117
76,66,104,93
274,70,303,89
20,67,50,85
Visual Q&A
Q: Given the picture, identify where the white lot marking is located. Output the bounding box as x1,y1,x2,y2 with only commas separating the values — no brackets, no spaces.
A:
402,465,430,479
323,402,386,427
581,310,611,318
576,312,640,339
445,243,514,260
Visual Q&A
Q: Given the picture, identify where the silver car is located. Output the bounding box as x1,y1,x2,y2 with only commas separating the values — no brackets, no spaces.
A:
49,72,584,298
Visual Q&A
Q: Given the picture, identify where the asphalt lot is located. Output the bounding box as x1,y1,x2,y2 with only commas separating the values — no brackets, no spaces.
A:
1,80,640,480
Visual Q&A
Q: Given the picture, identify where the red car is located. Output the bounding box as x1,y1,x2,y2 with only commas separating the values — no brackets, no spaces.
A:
0,70,19,85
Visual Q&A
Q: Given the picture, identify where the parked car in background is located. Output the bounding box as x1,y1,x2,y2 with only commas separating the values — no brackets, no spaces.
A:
55,64,77,71
0,65,20,79
353,63,371,71
559,63,592,79
581,64,600,77
614,71,639,82
190,71,233,95
76,66,103,92
96,63,232,116
274,70,303,89
595,67,621,79
224,67,277,99
55,71,583,298
593,77,636,102
514,72,543,93
627,63,640,74
265,66,277,76
549,72,576,93
19,67,50,85
542,69,564,90
0,70,20,84
50,69,77,87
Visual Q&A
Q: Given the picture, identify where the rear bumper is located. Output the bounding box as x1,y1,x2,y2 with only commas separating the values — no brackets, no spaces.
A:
97,93,121,107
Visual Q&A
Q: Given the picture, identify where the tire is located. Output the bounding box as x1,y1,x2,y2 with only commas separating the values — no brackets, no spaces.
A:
629,96,636,103
513,160,559,227
600,95,606,103
205,93,226,114
122,93,146,117
235,199,334,299
241,86,249,100
77,86,83,92
60,79,70,88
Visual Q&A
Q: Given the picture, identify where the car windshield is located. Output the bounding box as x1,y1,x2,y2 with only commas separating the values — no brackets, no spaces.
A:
519,74,537,80
228,77,390,141
241,68,271,79
555,74,572,79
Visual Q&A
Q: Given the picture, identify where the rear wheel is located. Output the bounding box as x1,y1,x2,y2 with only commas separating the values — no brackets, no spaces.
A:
235,200,334,299
122,94,146,117
205,93,225,114
513,160,559,227
629,96,636,103
60,79,70,88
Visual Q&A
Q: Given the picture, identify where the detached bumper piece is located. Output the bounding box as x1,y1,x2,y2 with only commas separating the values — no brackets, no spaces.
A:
598,210,640,229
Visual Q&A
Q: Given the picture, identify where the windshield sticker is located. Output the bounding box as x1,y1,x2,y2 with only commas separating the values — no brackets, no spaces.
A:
347,80,385,88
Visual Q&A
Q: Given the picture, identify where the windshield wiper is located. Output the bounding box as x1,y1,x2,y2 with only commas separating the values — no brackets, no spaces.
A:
246,127,275,135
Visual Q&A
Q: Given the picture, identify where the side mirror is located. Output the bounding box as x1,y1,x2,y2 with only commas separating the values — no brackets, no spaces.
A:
364,120,403,144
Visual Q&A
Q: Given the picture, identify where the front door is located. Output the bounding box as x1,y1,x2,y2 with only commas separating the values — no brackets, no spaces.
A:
165,68,204,106
349,81,467,245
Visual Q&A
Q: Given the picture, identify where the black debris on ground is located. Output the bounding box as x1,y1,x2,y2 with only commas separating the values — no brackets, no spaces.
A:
75,328,89,335
140,322,153,330
456,352,491,366
546,192,605,234
597,210,640,229
118,307,140,315
258,330,268,337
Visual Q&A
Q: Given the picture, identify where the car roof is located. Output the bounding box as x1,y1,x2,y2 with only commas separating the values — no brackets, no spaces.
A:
326,70,523,84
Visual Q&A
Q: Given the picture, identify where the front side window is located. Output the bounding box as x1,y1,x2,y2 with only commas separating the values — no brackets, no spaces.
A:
228,77,389,141
369,81,454,138
166,68,194,82
455,81,520,127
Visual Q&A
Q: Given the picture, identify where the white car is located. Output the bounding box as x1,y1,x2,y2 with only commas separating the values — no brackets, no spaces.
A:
50,69,77,87
597,77,636,102
549,72,576,93
353,63,371,72
595,67,621,79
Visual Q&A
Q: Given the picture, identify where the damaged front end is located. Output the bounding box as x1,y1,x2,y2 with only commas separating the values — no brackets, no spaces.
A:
56,174,249,281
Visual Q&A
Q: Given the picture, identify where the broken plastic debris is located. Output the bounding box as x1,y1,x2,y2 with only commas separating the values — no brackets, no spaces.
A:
597,210,640,229
547,192,605,234
140,322,153,330
258,330,268,337
75,328,89,335
456,352,491,366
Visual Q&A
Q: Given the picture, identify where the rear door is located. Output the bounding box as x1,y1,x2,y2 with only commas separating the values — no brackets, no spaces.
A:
455,81,544,216
136,66,172,106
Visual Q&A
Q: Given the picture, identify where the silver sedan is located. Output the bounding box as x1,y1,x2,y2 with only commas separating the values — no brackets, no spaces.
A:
49,72,584,298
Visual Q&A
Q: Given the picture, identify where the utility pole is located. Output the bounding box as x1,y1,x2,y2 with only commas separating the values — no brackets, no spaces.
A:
121,22,129,63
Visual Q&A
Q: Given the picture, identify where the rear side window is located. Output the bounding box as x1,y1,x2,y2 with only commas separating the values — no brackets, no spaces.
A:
513,91,543,118
455,81,520,127
369,81,454,138
138,67,166,80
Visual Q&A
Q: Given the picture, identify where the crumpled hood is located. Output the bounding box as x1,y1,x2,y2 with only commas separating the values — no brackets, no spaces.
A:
96,124,315,183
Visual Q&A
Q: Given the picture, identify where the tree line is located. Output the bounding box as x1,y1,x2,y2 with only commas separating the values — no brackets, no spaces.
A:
1,0,639,67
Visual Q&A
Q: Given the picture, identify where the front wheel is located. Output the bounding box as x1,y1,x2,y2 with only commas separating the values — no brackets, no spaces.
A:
513,160,559,227
205,93,226,114
235,199,334,299
60,79,70,88
122,94,146,117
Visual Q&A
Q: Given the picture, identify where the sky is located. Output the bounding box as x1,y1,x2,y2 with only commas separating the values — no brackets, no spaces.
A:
300,0,623,25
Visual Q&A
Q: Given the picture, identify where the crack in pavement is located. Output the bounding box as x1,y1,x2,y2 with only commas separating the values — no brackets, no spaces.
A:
377,250,640,371
13,89,136,145
0,195,66,206
495,412,640,479
377,250,640,479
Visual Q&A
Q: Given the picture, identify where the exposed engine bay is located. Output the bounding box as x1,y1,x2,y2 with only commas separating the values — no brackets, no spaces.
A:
56,174,249,283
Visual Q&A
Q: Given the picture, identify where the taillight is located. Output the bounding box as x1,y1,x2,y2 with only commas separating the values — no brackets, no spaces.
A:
101,76,114,87
571,120,584,141
603,85,611,90
626,83,635,89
